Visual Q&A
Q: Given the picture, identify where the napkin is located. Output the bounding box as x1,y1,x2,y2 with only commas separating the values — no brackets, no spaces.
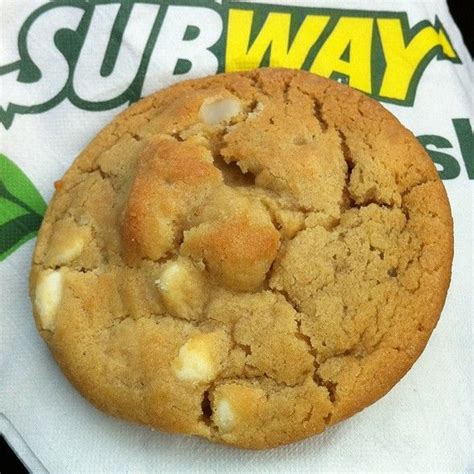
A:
1,0,473,471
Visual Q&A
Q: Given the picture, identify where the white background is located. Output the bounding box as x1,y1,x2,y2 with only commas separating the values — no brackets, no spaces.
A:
1,0,473,472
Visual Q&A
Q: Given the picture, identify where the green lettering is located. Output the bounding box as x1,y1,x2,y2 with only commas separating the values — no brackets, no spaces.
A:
452,118,474,179
417,135,460,180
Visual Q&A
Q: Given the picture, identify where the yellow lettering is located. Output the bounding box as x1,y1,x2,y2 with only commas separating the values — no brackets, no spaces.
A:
438,27,457,59
310,17,373,93
225,9,329,72
378,19,454,101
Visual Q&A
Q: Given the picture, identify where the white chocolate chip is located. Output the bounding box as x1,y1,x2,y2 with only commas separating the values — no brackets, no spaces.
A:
155,259,206,320
54,237,85,265
214,399,234,433
173,334,219,383
45,221,90,266
35,270,64,331
200,98,241,124
156,261,184,293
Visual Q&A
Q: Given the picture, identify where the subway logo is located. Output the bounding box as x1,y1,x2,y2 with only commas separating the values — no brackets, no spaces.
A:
0,1,461,128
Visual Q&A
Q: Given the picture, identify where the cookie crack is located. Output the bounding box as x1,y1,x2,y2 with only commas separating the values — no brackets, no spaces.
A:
337,129,356,211
269,287,338,410
313,98,328,131
294,84,332,133
214,374,299,390
199,385,217,432
227,320,253,357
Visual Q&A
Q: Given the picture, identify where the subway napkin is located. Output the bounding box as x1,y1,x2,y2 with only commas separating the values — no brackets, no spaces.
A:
0,0,472,472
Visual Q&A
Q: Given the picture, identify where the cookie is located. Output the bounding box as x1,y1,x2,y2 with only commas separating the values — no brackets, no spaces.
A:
30,68,453,449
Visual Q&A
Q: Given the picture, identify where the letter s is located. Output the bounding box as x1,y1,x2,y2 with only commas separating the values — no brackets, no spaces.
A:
1,5,84,111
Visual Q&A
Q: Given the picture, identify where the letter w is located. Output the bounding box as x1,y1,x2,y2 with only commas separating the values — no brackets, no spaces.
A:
226,9,329,72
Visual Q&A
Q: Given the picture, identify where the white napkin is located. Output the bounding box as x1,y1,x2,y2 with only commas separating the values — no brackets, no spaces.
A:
1,0,473,472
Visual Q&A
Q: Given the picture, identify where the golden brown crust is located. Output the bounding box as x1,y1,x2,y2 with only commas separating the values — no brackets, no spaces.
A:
30,68,453,449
